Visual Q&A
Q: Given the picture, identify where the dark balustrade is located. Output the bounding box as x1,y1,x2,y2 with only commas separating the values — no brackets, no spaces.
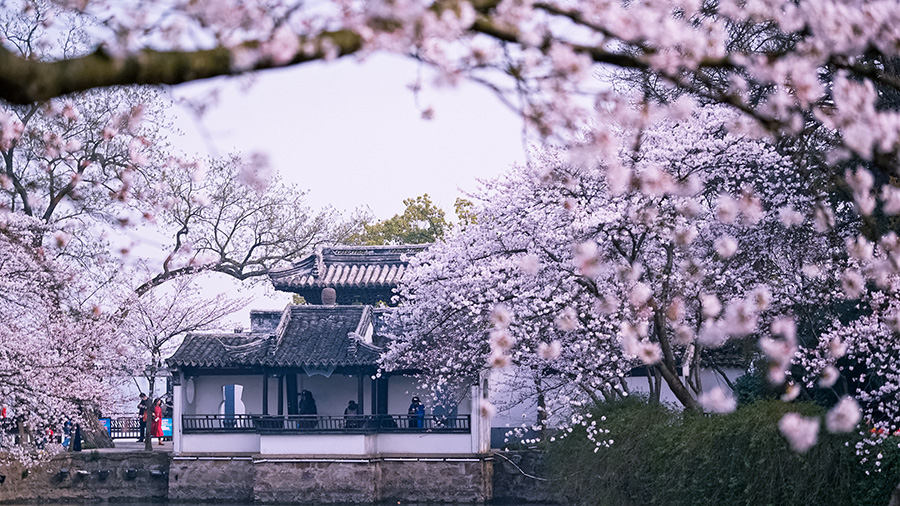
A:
182,414,470,434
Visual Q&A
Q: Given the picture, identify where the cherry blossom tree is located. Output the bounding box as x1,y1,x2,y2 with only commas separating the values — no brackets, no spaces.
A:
0,2,365,461
0,0,897,456
123,277,247,406
383,107,845,431
135,153,361,294
0,213,126,465
120,276,248,450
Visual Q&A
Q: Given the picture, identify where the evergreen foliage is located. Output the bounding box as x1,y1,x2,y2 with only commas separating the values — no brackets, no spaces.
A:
547,398,900,506
353,194,447,245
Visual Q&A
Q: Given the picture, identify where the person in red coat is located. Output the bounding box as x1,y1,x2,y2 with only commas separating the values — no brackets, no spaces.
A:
151,398,164,446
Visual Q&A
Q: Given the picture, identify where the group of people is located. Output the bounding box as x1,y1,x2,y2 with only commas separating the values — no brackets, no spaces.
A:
138,388,442,435
137,393,170,445
340,395,427,429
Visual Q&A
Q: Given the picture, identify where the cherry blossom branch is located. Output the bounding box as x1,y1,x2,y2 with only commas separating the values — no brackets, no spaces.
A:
0,29,362,104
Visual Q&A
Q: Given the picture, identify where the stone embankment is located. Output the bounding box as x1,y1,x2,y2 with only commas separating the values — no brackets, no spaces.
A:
0,450,559,503
0,450,169,503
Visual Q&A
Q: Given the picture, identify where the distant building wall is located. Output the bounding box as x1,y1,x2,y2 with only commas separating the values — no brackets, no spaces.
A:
624,367,744,405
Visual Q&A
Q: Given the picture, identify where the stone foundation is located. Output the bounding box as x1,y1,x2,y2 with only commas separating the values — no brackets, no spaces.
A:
1,452,497,504
168,456,254,503
169,455,492,503
0,451,170,503
380,458,492,503
253,460,377,503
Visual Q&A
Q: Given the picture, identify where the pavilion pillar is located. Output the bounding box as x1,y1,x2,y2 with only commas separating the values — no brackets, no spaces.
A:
286,373,298,415
173,372,184,454
262,371,269,415
277,374,284,416
357,374,364,415
373,376,389,414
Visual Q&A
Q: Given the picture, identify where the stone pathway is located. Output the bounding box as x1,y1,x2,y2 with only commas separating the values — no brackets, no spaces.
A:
94,438,173,453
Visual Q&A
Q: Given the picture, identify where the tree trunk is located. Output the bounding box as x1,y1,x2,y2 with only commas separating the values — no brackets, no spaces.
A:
79,406,114,449
657,360,700,410
649,366,662,404
145,376,155,451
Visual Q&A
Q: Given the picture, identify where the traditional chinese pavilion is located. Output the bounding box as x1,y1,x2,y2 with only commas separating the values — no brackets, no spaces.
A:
167,245,490,457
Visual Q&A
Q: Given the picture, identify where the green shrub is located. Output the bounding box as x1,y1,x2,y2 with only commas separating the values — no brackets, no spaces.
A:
547,398,900,506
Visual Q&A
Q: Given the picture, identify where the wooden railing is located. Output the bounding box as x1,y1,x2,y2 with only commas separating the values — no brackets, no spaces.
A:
182,414,470,434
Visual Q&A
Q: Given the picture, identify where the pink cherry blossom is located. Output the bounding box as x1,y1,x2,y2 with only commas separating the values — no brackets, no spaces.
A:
779,413,820,453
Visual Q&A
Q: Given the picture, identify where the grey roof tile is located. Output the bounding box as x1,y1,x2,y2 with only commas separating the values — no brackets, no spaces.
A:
168,305,382,369
268,245,427,292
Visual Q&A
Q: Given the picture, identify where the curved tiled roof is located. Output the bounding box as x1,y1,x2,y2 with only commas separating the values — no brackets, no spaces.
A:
268,245,427,292
168,305,382,369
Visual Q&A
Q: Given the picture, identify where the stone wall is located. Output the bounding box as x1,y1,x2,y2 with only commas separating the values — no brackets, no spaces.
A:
379,458,492,503
1,452,498,504
168,456,254,503
253,460,376,503
169,456,492,504
0,451,169,503
491,451,563,504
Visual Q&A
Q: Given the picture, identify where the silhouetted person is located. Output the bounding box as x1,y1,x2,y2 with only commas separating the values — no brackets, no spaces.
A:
298,390,318,428
137,393,148,442
344,400,360,428
407,396,425,429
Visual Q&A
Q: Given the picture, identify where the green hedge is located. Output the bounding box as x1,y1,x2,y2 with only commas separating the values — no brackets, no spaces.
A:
546,398,900,506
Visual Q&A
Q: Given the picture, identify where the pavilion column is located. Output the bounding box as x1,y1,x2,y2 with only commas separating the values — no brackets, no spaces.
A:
277,374,284,416
173,372,184,454
372,376,389,414
286,373,298,415
262,371,269,415
357,374,364,415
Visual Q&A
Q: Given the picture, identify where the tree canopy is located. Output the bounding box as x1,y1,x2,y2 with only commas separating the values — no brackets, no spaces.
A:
353,194,456,245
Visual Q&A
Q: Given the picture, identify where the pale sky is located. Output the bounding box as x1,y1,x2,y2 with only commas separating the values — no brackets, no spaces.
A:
163,52,528,323
170,53,527,219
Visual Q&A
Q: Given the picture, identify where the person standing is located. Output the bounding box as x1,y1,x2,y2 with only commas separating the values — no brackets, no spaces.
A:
151,398,164,446
344,400,360,428
298,390,318,429
71,423,82,452
407,396,425,429
137,393,148,442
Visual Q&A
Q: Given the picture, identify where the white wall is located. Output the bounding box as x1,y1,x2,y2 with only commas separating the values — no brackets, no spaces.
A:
297,373,361,416
188,374,268,415
259,434,368,455
182,433,260,453
185,433,477,456
374,433,473,455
